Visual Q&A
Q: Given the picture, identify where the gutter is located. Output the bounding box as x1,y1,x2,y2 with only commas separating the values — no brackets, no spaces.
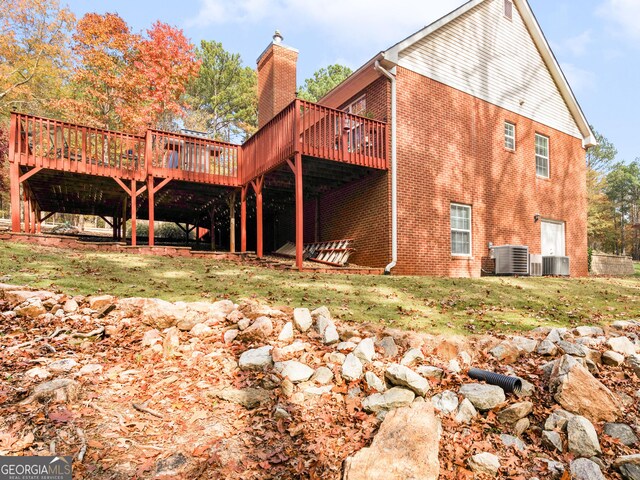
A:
374,60,397,275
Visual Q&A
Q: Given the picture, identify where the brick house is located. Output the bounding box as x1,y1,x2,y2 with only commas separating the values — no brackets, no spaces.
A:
7,0,593,277
263,0,594,277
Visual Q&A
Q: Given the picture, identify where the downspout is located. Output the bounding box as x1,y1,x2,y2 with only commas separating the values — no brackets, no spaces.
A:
375,60,397,275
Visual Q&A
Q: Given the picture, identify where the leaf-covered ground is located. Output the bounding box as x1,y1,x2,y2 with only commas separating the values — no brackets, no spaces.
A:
2,241,640,335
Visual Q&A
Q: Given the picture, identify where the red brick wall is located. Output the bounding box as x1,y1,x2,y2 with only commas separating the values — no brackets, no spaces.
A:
257,44,298,128
310,77,391,268
393,67,588,277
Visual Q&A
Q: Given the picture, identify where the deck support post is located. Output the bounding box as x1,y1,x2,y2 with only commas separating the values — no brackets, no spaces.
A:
10,162,21,233
121,201,126,241
29,198,36,234
130,179,137,246
147,176,155,247
251,176,264,258
23,189,30,234
228,191,236,253
209,211,215,251
240,185,247,252
287,153,304,271
112,214,118,240
36,208,42,234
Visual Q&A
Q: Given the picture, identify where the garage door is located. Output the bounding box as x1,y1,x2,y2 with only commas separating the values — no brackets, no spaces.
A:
541,220,565,256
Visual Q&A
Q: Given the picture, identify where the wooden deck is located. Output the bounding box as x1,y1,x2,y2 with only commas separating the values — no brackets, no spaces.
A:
9,99,387,186
8,99,388,269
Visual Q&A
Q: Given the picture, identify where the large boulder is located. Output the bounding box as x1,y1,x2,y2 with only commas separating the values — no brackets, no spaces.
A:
238,346,273,370
343,401,440,480
274,360,314,383
14,297,47,317
570,458,605,480
5,289,53,307
549,355,621,423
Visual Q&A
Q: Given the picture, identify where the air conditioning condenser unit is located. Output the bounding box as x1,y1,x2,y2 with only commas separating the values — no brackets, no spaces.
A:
542,256,570,276
491,245,529,275
530,254,543,276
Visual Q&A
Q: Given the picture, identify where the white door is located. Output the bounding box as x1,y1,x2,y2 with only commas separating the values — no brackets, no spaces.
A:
541,220,565,256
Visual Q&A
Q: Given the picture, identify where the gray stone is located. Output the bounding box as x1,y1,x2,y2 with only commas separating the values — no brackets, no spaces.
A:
620,463,640,480
190,323,212,337
292,308,313,332
22,379,79,404
510,336,538,353
575,326,605,337
468,452,500,476
516,378,535,398
274,360,314,383
311,366,334,385
323,324,340,344
628,354,640,377
604,423,638,447
613,320,635,330
497,401,533,424
377,336,398,358
431,390,458,415
400,348,424,366
540,459,566,479
238,346,273,370
542,430,564,452
63,299,79,313
614,455,640,469
364,372,386,392
447,359,462,373
237,318,251,330
608,336,638,356
274,407,291,419
361,387,416,413
328,352,346,364
545,409,575,431
315,315,332,336
602,350,625,366
385,364,429,396
238,316,273,341
78,364,103,376
25,367,51,380
570,458,606,480
514,417,530,436
342,353,363,381
354,338,376,363
311,306,332,321
15,298,47,317
48,358,78,373
303,385,333,396
454,398,477,424
210,388,269,408
489,341,520,362
88,294,114,310
537,339,558,356
557,340,587,357
415,366,444,380
223,329,239,344
546,328,567,344
336,341,357,352
459,383,505,411
500,433,525,451
567,415,602,458
278,322,294,342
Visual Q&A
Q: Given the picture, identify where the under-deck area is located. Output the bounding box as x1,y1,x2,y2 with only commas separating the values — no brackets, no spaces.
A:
7,100,388,269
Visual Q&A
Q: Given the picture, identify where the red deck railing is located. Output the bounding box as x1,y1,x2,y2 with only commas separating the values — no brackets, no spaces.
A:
11,113,147,181
9,100,387,186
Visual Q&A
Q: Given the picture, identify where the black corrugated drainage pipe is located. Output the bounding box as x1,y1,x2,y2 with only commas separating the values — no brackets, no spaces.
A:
467,368,522,394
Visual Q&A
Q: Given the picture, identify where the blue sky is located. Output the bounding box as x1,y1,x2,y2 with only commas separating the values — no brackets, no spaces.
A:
64,0,639,162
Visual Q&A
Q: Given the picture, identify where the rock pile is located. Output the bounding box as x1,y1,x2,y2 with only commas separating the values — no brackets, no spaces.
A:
2,281,640,479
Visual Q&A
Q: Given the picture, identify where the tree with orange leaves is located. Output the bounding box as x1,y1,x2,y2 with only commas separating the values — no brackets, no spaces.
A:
60,13,199,133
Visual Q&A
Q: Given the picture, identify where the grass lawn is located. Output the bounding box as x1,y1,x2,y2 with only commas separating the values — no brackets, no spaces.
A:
2,241,640,335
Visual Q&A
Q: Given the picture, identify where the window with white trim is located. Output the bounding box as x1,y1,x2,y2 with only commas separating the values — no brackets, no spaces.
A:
504,121,516,150
504,0,513,20
451,203,472,256
535,133,549,178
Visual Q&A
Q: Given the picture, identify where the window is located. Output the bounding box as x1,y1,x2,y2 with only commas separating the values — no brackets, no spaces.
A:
347,95,366,116
504,121,516,150
535,134,549,178
504,0,513,20
451,203,472,256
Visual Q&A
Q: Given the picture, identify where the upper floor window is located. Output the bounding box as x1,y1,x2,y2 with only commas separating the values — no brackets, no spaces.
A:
504,121,516,150
451,203,472,256
504,0,513,20
347,95,367,116
535,133,550,178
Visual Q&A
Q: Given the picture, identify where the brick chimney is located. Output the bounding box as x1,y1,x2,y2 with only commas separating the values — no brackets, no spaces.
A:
257,30,298,128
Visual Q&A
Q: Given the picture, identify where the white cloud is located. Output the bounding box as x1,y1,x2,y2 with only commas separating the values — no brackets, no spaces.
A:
598,0,640,41
558,30,592,57
187,0,465,47
560,62,596,93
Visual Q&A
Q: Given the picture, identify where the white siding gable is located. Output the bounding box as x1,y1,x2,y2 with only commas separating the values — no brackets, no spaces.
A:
397,0,582,139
